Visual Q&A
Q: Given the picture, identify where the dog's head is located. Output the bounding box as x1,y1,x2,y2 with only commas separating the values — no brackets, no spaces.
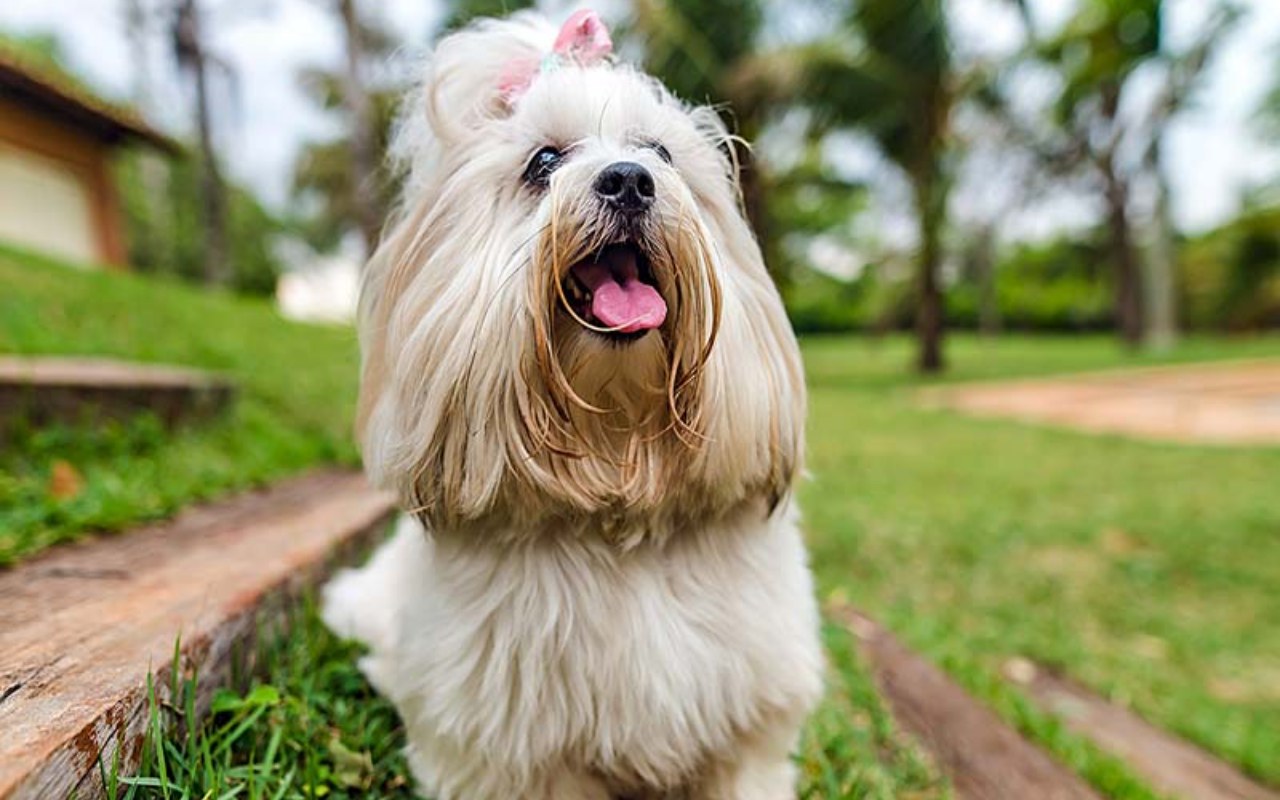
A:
360,11,804,538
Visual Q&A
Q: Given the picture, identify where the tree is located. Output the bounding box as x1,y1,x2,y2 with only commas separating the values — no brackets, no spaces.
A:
1010,0,1237,347
172,0,231,287
772,0,957,372
629,0,786,293
292,11,402,255
337,0,382,255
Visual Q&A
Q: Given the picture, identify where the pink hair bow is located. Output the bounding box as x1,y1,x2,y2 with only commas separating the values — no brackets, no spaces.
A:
498,10,613,106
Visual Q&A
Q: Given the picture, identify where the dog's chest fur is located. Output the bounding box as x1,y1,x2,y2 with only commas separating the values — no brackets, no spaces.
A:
339,509,822,794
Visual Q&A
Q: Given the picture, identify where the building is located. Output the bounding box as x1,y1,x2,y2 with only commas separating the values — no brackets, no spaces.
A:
0,45,176,267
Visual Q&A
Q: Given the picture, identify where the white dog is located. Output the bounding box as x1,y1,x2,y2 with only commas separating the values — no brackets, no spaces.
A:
322,10,823,799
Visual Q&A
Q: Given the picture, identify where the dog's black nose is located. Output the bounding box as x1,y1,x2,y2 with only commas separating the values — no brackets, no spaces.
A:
594,161,655,214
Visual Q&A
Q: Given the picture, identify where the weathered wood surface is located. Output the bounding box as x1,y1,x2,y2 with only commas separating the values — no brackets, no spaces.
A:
923,359,1280,445
830,605,1103,800
0,356,235,433
0,470,396,800
1012,664,1279,800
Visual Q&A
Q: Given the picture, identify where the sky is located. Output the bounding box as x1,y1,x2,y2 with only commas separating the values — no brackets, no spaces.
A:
1,0,1277,237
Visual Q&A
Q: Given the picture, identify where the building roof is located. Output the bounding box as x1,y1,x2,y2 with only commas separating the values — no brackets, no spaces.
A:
0,44,179,154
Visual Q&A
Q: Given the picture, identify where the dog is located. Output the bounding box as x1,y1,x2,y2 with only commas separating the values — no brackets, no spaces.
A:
321,10,823,799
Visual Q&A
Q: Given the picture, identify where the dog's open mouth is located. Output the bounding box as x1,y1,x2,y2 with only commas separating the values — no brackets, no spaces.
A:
561,242,667,340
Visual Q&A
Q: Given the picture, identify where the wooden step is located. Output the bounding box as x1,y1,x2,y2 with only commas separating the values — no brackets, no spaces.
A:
0,470,396,800
829,604,1103,800
0,356,235,433
1009,662,1279,800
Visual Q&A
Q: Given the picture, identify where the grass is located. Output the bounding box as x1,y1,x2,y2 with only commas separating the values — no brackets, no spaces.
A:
801,334,1280,789
6,250,1277,797
114,334,1279,799
0,242,360,564
105,595,947,800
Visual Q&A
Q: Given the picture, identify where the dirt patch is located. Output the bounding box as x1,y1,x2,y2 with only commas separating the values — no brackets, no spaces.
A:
923,360,1280,445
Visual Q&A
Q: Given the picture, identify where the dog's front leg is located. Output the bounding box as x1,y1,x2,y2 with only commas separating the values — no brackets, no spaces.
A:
691,722,802,800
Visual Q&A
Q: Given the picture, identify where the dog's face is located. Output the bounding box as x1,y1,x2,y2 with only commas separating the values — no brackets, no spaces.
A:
360,14,804,537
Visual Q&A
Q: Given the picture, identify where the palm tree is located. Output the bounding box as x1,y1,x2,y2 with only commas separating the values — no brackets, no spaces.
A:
771,0,956,372
1018,0,1237,348
628,0,784,291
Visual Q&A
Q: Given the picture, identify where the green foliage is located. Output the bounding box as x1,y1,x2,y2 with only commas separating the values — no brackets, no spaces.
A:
105,594,414,800
1040,0,1162,121
290,14,408,253
787,268,871,334
1182,205,1280,330
635,0,763,108
0,30,71,72
442,0,534,31
117,153,288,296
0,243,359,564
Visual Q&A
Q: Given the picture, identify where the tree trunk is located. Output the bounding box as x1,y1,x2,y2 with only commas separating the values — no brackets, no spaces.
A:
1100,159,1143,347
735,141,789,301
338,0,382,258
973,224,1001,337
1144,135,1178,351
914,175,946,373
193,57,229,286
177,0,229,287
124,0,161,270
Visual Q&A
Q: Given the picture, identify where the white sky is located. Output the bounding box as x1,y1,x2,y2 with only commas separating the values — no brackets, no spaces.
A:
2,0,1277,236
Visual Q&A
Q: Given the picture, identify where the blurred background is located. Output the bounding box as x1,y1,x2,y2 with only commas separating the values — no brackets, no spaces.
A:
1,2,1278,798
2,0,1278,367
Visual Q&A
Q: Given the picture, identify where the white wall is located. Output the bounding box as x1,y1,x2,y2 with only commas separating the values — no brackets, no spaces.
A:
0,144,98,265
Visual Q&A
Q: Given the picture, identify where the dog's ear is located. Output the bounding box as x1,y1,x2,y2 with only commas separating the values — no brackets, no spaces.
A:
421,13,553,145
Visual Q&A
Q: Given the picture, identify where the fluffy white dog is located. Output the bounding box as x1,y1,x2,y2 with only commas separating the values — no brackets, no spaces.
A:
322,10,823,799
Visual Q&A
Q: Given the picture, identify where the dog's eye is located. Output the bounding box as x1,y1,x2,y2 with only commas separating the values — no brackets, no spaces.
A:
645,140,673,165
524,146,564,187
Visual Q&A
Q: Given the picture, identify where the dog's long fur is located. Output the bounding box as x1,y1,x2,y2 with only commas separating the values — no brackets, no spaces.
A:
322,12,823,799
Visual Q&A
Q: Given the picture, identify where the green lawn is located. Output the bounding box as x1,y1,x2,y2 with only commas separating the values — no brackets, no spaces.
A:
5,251,1276,797
0,243,360,565
111,333,1278,799
802,335,1280,791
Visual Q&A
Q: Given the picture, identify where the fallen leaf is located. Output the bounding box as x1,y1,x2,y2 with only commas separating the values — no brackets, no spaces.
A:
48,460,83,501
328,734,374,789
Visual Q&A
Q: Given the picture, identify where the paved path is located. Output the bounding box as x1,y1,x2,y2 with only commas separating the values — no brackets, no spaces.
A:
926,360,1280,444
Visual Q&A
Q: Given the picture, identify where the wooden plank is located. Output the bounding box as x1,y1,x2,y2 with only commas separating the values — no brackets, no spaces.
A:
1009,663,1279,800
0,470,396,800
0,356,235,434
829,606,1103,800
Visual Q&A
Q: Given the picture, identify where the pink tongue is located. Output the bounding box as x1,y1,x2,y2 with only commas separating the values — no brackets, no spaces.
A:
572,252,667,334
